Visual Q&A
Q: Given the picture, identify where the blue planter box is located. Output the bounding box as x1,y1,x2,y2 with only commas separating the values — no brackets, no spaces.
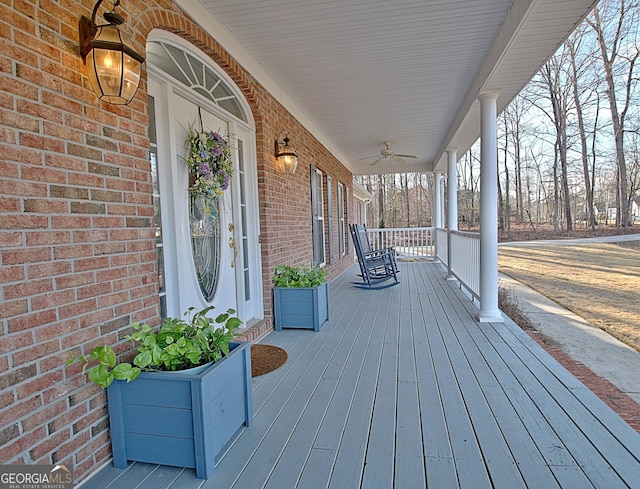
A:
106,341,252,479
274,282,329,332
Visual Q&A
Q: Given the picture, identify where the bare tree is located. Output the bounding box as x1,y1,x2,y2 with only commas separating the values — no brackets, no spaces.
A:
568,28,599,228
587,0,640,227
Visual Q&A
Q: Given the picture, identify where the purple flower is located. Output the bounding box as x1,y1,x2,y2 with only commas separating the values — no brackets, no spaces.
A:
221,170,230,190
199,162,212,179
210,132,226,145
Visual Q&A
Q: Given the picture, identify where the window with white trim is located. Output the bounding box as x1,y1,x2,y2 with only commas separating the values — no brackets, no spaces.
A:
311,166,326,266
338,182,345,256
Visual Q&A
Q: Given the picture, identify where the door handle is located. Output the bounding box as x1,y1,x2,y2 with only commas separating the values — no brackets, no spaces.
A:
229,237,238,268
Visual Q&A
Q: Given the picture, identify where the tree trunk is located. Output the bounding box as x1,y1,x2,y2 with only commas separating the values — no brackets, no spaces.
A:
568,37,597,229
587,2,639,227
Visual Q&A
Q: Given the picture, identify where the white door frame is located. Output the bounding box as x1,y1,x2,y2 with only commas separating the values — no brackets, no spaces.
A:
147,31,263,324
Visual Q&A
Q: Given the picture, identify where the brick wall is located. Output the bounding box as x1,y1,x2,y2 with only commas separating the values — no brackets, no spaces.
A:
0,0,354,483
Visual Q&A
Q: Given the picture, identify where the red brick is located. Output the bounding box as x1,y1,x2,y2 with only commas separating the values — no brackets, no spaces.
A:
8,309,57,333
1,395,42,428
16,99,64,124
45,153,86,171
0,299,28,319
41,90,82,115
72,230,109,243
97,291,130,308
109,252,138,267
0,160,20,177
94,241,126,255
74,256,109,271
53,244,92,259
2,247,52,265
77,282,112,300
22,165,68,184
55,271,94,290
52,430,90,462
79,311,116,333
51,215,91,229
59,299,96,320
0,231,22,247
0,126,17,143
0,214,48,230
0,108,39,131
35,319,78,342
0,390,15,410
114,299,144,317
44,121,83,142
92,216,124,228
0,178,48,197
12,339,61,366
106,229,138,241
29,429,69,461
95,266,127,282
0,196,20,211
48,402,87,435
31,289,75,311
71,405,106,435
0,69,39,98
68,171,104,188
41,372,85,404
4,278,53,300
24,198,69,213
19,132,65,153
27,260,72,279
0,331,33,354
107,178,135,192
25,230,71,246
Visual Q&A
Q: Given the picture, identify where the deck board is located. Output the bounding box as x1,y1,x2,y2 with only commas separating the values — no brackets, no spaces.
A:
79,261,640,489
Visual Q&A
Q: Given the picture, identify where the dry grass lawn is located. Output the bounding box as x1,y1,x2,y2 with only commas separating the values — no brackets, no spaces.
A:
499,241,640,352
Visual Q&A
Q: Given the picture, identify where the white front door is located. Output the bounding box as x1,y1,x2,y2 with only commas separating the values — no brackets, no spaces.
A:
149,65,262,325
170,93,237,315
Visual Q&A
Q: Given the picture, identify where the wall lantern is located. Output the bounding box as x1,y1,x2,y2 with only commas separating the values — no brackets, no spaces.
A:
79,0,145,105
275,130,299,175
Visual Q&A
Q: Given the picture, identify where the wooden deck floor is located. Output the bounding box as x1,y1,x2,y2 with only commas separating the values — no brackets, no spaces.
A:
80,262,640,489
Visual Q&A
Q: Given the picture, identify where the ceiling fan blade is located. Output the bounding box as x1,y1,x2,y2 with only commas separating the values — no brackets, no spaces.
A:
394,154,417,159
357,155,379,160
370,157,383,166
392,156,406,164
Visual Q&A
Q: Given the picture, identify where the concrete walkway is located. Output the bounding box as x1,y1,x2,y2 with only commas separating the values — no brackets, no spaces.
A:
499,233,640,405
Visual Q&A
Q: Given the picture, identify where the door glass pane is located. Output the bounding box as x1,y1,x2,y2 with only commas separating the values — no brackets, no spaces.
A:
190,194,221,302
149,95,166,317
237,140,251,301
147,41,247,122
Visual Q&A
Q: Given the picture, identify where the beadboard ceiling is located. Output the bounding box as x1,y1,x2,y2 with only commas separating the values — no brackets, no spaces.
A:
175,0,598,175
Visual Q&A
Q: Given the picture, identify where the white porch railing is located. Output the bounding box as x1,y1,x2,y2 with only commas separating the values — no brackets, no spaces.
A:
449,230,480,299
366,227,435,258
365,226,480,299
435,227,447,264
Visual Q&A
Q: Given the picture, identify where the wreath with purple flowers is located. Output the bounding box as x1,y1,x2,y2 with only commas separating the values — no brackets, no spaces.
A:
183,125,233,216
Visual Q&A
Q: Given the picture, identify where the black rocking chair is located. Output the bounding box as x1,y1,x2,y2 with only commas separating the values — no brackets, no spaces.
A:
349,224,399,289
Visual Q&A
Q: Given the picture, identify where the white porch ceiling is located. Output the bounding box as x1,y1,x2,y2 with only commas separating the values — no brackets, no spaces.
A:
175,0,598,175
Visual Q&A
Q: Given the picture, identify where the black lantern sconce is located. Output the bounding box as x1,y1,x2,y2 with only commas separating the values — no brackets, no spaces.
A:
79,0,145,105
275,130,299,175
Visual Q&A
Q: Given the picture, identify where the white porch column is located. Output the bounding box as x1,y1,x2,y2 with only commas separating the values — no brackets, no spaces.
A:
446,149,457,280
433,171,443,229
478,92,503,322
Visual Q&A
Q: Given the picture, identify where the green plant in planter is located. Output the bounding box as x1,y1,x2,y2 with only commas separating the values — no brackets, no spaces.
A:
67,306,242,389
272,265,327,288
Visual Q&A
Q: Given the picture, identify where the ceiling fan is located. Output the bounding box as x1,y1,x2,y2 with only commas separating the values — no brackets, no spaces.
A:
358,142,418,166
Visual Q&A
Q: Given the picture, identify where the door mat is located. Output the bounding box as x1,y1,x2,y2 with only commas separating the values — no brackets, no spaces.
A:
251,344,288,377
